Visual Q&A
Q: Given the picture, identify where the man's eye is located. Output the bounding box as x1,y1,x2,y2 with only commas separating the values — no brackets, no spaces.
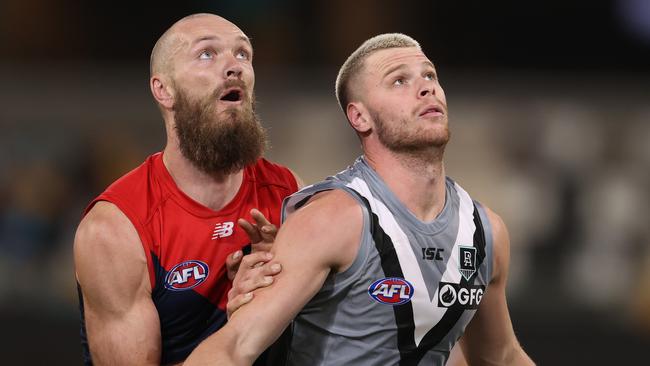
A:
199,50,213,60
236,50,250,60
425,73,435,80
393,78,405,86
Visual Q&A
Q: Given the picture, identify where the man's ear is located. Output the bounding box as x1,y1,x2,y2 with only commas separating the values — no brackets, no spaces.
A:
150,76,175,110
347,102,372,134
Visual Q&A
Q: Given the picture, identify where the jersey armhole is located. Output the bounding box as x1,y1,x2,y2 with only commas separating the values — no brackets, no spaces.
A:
473,201,493,283
86,195,156,291
281,184,373,285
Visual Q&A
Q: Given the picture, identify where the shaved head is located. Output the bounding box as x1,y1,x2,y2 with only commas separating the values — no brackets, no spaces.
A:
150,13,246,78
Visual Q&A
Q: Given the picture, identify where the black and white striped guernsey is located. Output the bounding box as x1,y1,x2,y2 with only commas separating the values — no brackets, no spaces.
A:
270,156,493,366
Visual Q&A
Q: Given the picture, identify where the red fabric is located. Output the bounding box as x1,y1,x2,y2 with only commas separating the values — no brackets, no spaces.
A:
84,152,298,310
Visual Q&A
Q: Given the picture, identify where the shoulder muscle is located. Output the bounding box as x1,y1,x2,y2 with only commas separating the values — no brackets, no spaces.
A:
74,201,150,314
481,205,510,285
280,189,364,273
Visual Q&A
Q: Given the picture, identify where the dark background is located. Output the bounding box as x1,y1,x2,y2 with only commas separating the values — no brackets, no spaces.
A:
1,0,649,364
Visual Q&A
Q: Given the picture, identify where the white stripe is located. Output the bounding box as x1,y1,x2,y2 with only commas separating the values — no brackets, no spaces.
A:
441,183,476,284
347,177,476,346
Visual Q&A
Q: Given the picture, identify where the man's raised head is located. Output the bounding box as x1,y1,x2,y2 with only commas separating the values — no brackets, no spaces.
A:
335,33,421,120
150,13,247,79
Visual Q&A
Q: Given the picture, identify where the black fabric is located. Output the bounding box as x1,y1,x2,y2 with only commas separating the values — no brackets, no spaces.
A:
77,283,93,365
366,200,488,366
150,253,227,364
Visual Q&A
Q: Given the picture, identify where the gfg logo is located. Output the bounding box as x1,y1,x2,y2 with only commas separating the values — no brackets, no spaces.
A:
368,277,414,305
438,282,484,309
165,260,209,291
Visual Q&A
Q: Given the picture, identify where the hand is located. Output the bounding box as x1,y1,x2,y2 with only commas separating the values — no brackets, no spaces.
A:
224,209,278,281
226,252,282,318
226,209,282,318
237,208,278,253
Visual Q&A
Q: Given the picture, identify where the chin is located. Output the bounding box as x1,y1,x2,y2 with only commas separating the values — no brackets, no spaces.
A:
422,126,449,145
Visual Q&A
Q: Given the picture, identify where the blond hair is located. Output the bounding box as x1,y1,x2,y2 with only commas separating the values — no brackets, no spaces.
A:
335,33,420,117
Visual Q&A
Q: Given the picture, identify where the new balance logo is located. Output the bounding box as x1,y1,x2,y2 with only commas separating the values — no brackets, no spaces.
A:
212,222,234,239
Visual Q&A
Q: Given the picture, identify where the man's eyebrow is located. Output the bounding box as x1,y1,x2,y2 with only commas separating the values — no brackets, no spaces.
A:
192,35,218,46
191,35,252,47
238,35,252,46
382,64,408,78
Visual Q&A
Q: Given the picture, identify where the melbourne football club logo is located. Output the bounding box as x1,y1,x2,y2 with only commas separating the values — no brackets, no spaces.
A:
165,260,209,291
459,246,477,281
368,277,414,305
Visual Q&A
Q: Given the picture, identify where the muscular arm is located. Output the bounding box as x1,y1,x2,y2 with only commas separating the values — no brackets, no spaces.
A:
185,190,362,365
74,201,161,365
458,206,534,365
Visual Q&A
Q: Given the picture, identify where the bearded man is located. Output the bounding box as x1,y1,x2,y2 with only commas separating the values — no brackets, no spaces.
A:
73,13,300,366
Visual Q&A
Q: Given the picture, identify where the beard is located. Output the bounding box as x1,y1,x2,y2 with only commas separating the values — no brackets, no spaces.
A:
372,109,450,156
172,81,267,175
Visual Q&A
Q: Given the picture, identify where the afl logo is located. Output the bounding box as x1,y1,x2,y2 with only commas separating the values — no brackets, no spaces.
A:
368,277,414,305
164,260,209,291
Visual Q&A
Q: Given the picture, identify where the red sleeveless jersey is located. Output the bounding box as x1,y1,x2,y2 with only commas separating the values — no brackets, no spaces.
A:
78,152,298,364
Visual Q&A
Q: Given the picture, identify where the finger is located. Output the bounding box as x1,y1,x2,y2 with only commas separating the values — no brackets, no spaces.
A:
240,251,273,269
251,242,273,253
235,271,275,294
261,262,282,276
250,208,272,228
227,292,253,319
238,218,262,243
259,224,278,243
225,250,243,281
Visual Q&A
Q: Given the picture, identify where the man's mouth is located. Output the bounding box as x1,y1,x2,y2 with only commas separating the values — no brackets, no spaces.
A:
419,104,444,118
219,88,243,103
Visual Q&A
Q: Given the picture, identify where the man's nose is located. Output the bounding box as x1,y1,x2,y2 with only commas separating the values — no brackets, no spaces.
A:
224,60,243,79
419,84,434,98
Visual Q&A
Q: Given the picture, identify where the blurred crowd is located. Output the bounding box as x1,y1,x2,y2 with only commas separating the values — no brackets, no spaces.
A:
0,69,648,329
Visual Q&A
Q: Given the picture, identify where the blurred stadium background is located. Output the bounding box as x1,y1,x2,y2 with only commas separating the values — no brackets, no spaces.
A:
1,0,649,364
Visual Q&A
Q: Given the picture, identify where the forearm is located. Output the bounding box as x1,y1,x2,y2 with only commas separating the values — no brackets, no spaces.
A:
185,329,255,366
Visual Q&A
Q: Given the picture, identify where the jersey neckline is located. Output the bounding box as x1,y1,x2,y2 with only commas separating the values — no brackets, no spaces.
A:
152,152,253,218
356,156,454,235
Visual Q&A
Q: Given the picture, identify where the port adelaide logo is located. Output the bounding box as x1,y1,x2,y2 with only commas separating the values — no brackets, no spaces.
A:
459,245,477,281
437,245,484,309
368,277,414,305
165,260,209,291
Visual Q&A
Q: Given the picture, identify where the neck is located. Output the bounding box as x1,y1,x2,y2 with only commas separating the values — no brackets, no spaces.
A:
364,147,446,222
162,144,244,212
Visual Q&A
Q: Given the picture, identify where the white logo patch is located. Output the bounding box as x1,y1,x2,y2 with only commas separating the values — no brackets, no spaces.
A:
212,222,234,239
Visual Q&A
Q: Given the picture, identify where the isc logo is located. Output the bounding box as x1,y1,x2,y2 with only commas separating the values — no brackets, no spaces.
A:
368,277,414,305
164,260,209,291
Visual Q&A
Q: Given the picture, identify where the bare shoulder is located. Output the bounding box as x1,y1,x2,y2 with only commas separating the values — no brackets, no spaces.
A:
280,189,364,272
74,201,150,310
74,201,146,269
479,204,510,284
288,168,305,189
